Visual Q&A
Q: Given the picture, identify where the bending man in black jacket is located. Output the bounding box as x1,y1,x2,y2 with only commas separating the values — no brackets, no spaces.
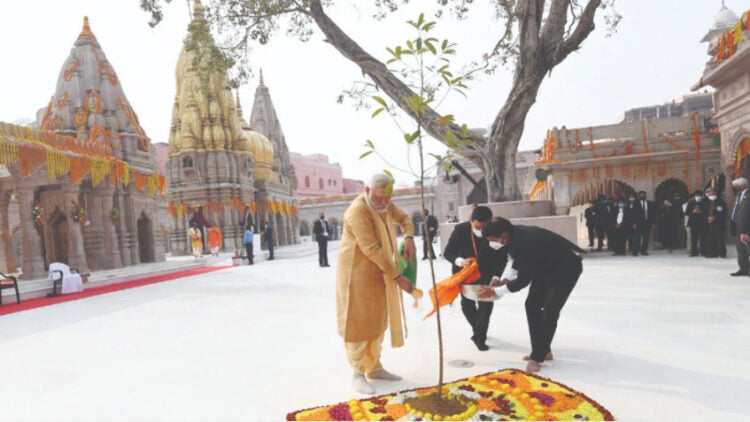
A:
443,206,507,351
479,217,584,372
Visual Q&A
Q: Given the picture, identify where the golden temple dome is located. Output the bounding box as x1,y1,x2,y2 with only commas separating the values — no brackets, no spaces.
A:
247,129,277,181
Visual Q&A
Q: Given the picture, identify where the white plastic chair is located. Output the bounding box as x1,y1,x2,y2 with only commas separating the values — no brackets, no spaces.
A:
48,262,84,296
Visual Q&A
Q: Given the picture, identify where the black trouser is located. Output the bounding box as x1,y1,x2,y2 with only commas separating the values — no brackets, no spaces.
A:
689,226,704,255
525,256,582,363
627,227,640,255
594,225,605,250
611,227,626,254
460,294,494,345
245,243,254,265
639,224,652,253
736,234,750,272
423,233,436,259
586,225,595,247
317,239,328,266
703,223,725,257
268,243,274,260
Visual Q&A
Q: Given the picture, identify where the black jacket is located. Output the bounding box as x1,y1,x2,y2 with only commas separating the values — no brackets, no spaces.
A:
443,221,507,285
506,225,585,293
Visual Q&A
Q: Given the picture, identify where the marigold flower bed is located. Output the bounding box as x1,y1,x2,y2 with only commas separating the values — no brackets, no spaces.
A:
287,369,614,421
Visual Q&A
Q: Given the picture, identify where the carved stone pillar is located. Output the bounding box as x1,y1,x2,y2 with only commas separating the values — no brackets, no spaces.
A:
97,187,123,269
17,188,45,279
65,188,89,273
0,192,18,273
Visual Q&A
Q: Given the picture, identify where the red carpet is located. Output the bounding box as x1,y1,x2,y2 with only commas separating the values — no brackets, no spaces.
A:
0,265,232,316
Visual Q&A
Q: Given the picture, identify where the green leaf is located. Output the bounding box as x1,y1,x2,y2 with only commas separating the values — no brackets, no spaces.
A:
417,13,425,28
365,139,375,149
423,22,436,32
372,96,388,108
424,39,436,55
359,151,374,159
371,107,385,118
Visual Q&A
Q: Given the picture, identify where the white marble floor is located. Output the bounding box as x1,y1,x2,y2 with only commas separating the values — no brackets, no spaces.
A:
0,243,748,421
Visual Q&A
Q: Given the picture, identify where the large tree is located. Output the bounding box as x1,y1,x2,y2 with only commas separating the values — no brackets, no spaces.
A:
141,0,619,201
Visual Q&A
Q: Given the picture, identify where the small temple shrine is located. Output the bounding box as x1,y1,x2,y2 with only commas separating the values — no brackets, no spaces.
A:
0,17,166,279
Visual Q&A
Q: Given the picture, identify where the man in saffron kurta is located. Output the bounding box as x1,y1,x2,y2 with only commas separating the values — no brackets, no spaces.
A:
207,222,222,257
336,173,416,395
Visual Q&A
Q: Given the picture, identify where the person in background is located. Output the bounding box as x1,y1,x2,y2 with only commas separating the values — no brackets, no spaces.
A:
335,173,416,394
243,225,254,265
610,195,629,255
207,222,222,257
188,223,203,258
478,217,585,373
593,195,609,251
422,208,439,260
584,201,597,249
637,191,656,255
625,193,644,256
730,177,750,276
686,190,707,257
702,186,727,258
658,195,683,253
443,206,506,351
313,212,330,267
263,222,274,260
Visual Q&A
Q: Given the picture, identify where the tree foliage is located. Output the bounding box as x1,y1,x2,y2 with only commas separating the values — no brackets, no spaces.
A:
140,0,620,201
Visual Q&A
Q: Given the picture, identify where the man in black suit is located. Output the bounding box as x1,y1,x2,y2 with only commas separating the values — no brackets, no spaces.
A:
686,190,707,256
443,206,507,351
625,193,644,256
422,209,439,260
637,191,657,255
730,178,750,276
263,222,274,260
313,213,330,267
702,187,727,258
584,201,596,248
478,217,584,373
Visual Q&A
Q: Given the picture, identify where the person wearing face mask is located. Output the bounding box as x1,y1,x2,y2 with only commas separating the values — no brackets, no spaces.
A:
443,206,506,351
609,195,630,255
336,173,417,394
686,189,707,257
701,187,727,258
625,193,644,256
657,194,684,253
477,217,585,373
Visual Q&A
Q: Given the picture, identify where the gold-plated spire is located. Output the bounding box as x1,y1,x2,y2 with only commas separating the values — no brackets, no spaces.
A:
259,69,265,86
193,0,205,20
79,16,95,39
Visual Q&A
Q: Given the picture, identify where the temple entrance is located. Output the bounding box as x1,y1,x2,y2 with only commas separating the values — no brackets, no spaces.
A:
572,179,637,206
49,209,69,265
137,213,154,263
734,138,750,180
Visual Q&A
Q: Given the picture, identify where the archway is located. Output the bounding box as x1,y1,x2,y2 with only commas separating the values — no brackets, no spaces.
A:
733,137,750,179
411,211,424,236
137,212,155,263
328,217,340,240
572,179,637,207
48,208,69,266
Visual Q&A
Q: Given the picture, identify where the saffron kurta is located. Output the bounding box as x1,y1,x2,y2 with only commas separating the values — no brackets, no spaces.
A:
207,226,222,249
336,193,415,347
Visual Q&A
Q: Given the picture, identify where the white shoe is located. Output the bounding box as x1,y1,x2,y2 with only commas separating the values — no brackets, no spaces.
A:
352,372,375,394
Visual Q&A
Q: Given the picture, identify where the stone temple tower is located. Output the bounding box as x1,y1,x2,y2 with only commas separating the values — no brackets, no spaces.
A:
248,72,299,247
166,0,258,255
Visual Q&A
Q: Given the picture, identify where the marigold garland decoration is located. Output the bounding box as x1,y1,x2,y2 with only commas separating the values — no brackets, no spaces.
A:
32,201,44,227
71,202,86,224
288,369,614,421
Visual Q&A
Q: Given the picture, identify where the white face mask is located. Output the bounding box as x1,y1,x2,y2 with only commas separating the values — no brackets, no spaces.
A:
707,195,717,201
695,196,703,202
472,228,483,238
488,240,504,250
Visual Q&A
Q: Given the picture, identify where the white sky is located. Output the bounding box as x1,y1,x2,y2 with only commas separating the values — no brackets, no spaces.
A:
0,1,742,184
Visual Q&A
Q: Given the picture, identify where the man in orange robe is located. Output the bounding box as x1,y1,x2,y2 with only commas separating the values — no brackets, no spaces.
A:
207,222,222,257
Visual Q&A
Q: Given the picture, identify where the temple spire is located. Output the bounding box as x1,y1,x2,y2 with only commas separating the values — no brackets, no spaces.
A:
259,69,265,86
79,16,96,40
193,0,205,20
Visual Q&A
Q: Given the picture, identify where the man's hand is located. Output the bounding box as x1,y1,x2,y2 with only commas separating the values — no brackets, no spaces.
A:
489,278,509,287
477,286,498,299
402,237,417,261
742,234,750,245
394,275,413,293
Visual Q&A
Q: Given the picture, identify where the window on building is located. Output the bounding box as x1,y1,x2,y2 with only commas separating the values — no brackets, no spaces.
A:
449,202,455,212
319,178,324,189
305,176,310,188
182,156,194,168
